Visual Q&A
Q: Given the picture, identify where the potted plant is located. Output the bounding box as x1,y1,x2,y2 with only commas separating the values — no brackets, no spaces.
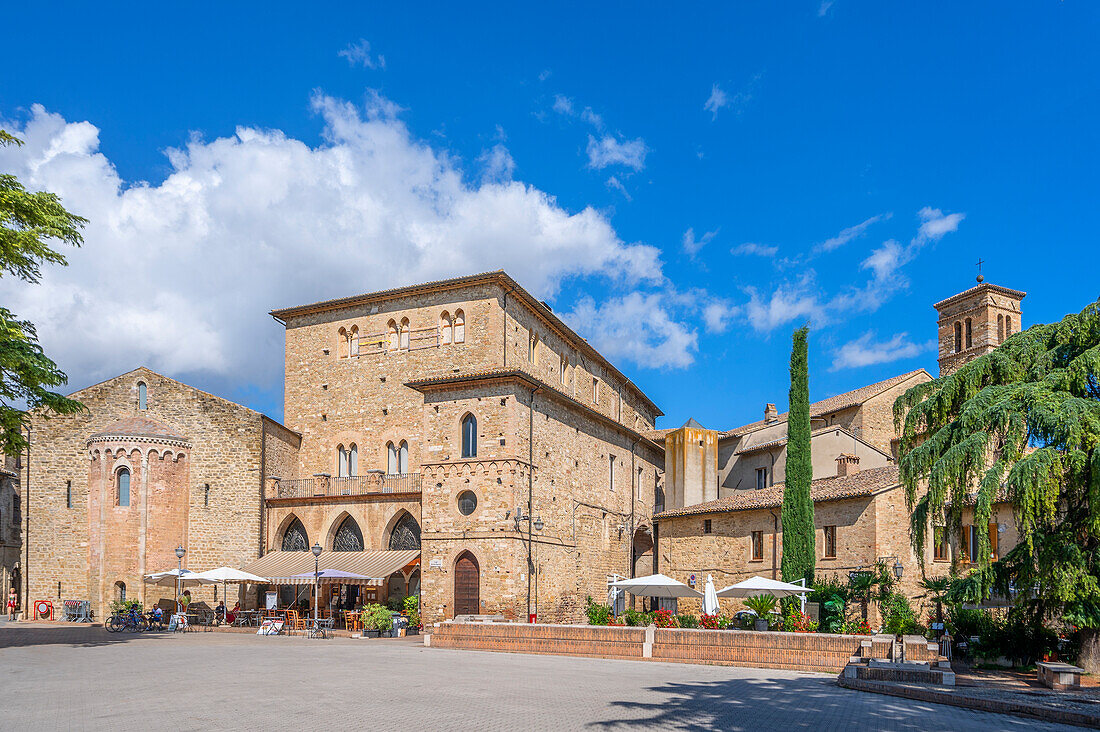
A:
403,595,421,635
361,603,392,638
743,594,777,631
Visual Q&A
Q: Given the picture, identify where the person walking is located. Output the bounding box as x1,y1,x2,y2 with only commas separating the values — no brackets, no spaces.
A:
6,587,17,621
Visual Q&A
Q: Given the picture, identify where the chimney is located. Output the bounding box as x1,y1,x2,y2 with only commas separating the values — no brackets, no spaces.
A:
764,403,778,423
836,453,860,477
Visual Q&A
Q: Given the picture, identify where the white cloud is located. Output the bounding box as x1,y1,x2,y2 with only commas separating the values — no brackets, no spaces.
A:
703,299,740,334
563,292,698,369
552,94,574,115
704,84,729,121
605,176,631,201
683,227,719,256
538,70,551,82
586,134,647,171
0,98,669,391
831,332,931,371
478,143,515,182
580,107,603,129
338,39,385,70
744,283,826,332
816,213,889,253
917,206,965,241
818,1,835,17
732,242,778,257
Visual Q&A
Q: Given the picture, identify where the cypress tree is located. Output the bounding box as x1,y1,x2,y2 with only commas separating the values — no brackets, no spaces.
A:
781,325,815,586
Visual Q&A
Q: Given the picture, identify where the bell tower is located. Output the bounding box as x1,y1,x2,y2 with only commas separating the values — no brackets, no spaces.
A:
933,271,1026,376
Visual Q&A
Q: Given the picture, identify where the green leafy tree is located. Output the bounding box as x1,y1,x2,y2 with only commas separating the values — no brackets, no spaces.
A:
781,325,815,585
0,131,86,455
895,299,1100,669
920,575,952,625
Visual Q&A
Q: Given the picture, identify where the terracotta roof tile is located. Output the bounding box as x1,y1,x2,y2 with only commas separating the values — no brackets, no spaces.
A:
723,370,931,437
654,465,899,519
90,416,188,442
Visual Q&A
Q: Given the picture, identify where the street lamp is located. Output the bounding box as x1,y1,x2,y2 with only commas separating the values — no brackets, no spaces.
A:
175,545,186,615
311,542,323,631
533,516,544,532
893,559,904,581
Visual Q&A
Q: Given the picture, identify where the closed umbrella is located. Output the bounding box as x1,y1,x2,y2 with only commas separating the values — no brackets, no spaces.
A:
702,575,720,616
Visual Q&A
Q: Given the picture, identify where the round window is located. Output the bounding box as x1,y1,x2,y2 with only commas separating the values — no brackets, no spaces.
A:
457,490,477,516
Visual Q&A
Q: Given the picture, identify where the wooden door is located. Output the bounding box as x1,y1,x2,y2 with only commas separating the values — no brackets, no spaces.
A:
454,553,479,616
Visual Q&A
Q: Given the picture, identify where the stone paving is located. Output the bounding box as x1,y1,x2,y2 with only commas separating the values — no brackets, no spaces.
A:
0,624,1084,731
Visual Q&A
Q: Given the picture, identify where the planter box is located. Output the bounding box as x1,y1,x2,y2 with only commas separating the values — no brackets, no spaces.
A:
364,629,381,638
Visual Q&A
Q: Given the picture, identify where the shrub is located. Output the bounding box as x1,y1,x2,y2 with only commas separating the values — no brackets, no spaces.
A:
743,594,778,618
361,603,394,632
677,614,700,629
403,595,421,629
652,609,679,628
839,618,874,635
700,613,726,630
810,575,849,633
584,596,611,626
881,592,924,636
622,608,651,626
779,606,818,633
109,599,142,614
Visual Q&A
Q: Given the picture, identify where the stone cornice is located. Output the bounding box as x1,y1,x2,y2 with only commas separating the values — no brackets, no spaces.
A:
87,434,193,450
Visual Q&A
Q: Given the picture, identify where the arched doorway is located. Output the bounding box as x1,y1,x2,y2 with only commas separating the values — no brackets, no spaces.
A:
454,552,479,617
387,572,406,607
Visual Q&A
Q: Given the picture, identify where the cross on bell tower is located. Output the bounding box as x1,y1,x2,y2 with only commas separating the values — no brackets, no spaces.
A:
976,257,985,283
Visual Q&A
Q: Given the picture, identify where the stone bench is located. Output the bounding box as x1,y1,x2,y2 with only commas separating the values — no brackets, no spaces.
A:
1037,661,1084,691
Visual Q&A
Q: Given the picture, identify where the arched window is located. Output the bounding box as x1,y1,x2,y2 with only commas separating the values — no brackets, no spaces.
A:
954,322,962,353
559,355,568,385
338,327,348,358
387,442,397,475
333,516,364,552
441,311,452,345
398,440,409,473
399,317,410,350
281,517,309,551
349,443,358,477
115,581,126,602
388,512,421,551
998,314,1004,342
461,414,477,459
137,382,147,410
387,320,399,351
349,325,359,357
529,332,539,362
336,444,347,477
965,318,973,349
1006,316,1013,336
454,309,465,343
116,467,130,507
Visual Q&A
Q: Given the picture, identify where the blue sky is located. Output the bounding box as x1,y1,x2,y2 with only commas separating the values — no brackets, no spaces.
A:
1,2,1098,430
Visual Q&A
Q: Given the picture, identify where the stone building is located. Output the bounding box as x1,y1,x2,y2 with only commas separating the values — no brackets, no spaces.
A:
1,455,21,611
268,271,665,625
653,278,1025,622
23,368,299,620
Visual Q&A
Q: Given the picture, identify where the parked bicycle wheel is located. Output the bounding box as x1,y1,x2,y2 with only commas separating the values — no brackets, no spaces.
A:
105,615,123,633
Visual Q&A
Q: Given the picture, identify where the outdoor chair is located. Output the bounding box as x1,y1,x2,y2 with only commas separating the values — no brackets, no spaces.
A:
344,610,362,632
285,609,306,634
308,617,335,639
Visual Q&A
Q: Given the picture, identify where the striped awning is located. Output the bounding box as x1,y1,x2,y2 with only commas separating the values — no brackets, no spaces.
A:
242,550,419,585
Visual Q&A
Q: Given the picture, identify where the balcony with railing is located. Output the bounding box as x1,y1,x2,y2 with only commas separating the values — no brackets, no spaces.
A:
266,472,421,501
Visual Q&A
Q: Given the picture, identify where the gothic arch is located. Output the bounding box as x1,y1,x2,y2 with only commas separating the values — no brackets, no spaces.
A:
383,509,421,551
277,514,310,552
328,513,364,552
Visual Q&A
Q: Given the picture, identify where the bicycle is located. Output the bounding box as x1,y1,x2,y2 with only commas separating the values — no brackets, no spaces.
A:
106,607,148,633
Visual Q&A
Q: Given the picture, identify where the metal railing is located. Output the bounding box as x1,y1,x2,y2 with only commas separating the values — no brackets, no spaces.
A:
270,473,421,499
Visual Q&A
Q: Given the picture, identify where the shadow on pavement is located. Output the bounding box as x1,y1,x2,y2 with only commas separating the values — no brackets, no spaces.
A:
589,675,1040,731
0,624,172,649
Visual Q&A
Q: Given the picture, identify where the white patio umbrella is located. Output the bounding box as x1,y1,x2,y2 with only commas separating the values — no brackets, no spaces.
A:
610,574,702,598
188,567,268,612
143,568,205,587
716,576,809,613
702,575,720,616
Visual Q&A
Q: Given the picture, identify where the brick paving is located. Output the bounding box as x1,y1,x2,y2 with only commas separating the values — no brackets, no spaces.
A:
0,624,1083,731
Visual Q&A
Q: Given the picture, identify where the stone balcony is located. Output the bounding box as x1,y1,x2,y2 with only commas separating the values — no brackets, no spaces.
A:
266,472,422,501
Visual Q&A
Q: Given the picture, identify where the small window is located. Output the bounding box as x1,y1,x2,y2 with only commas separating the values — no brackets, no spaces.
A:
338,327,349,358
823,525,837,559
1006,316,1013,336
387,320,399,351
203,483,210,507
954,322,962,353
457,490,477,516
12,494,20,526
933,526,948,561
998,314,1004,343
592,377,600,404
609,455,616,492
115,581,126,602
756,467,768,490
398,440,408,473
137,381,147,410
66,480,72,509
751,530,764,561
559,356,568,385
529,332,539,362
461,414,477,459
703,519,712,534
441,311,453,345
399,317,410,350
349,444,358,477
336,445,347,477
965,318,973,349
116,468,130,507
386,442,397,475
453,310,465,343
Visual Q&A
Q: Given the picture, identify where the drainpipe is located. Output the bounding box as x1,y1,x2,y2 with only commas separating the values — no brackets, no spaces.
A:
22,424,30,619
769,508,779,580
527,384,540,620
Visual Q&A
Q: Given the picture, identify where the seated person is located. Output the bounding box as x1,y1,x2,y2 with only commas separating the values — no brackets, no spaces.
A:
226,601,240,624
215,600,227,623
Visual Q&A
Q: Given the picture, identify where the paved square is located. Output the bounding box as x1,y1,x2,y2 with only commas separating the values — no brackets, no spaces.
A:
0,625,1078,731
